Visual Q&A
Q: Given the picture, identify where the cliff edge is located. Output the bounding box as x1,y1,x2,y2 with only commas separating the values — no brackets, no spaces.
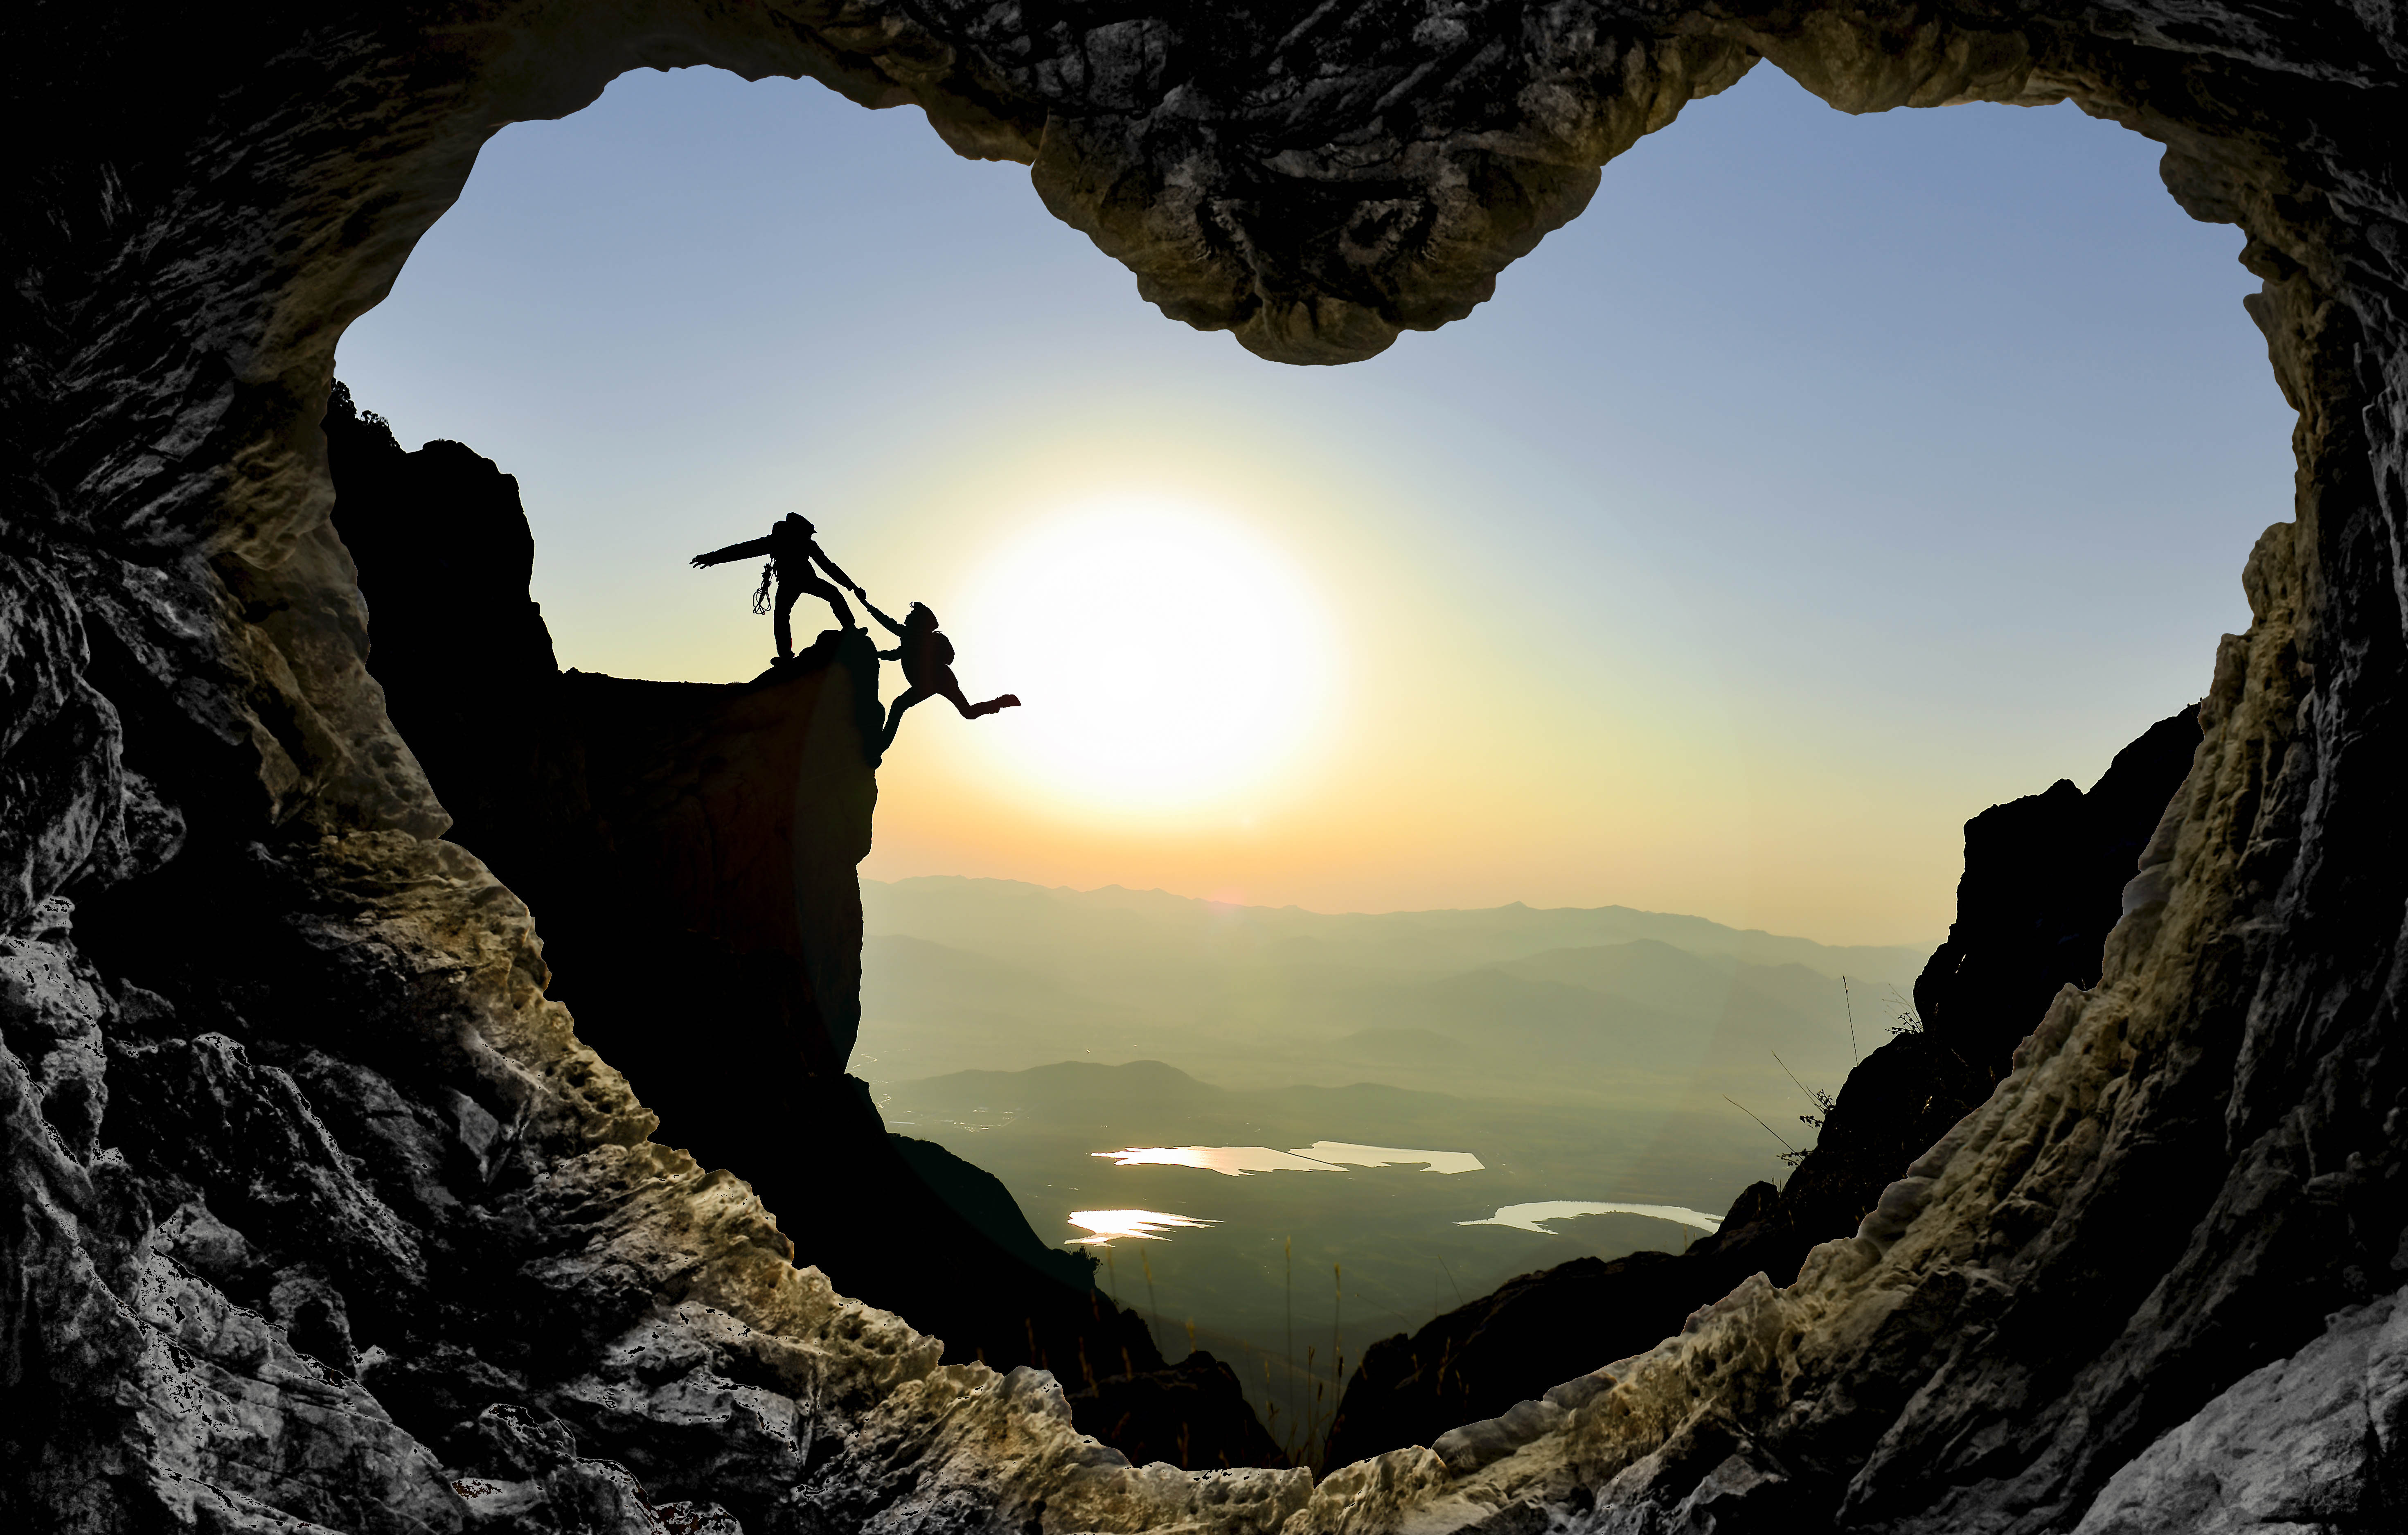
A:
323,386,1283,1471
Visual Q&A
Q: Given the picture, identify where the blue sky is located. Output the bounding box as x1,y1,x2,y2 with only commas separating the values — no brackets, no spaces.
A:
335,59,2291,944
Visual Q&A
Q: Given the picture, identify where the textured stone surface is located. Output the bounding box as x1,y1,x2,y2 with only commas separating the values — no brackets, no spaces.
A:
2069,1287,2408,1533
5,1,2403,1531
3,839,1306,1531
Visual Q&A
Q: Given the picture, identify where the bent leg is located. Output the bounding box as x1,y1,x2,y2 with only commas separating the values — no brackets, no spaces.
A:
931,673,1020,719
881,686,931,753
794,573,856,631
934,676,982,719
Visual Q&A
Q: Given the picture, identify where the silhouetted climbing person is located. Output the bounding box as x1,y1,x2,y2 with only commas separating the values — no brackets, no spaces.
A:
690,513,866,663
866,599,1020,754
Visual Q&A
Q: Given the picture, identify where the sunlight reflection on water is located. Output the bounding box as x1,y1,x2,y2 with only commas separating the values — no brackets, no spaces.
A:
1065,1209,1219,1246
1092,1142,1484,1176
1299,1141,1484,1174
1460,1201,1724,1235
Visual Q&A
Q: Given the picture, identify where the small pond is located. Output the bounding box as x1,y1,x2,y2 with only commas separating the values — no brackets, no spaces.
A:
1091,1141,1484,1176
1458,1201,1724,1236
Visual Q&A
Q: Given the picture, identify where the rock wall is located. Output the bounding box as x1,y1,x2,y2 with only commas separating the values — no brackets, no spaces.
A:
5,2,2401,1532
1911,710,2208,1076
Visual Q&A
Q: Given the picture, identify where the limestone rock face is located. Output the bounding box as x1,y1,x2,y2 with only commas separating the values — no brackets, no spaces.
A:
5,2,2403,1532
2068,1289,2408,1534
5,818,1308,1531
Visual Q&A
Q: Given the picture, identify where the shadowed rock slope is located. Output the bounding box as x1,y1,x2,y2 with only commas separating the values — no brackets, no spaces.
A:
1324,707,2203,1469
5,1,2402,1531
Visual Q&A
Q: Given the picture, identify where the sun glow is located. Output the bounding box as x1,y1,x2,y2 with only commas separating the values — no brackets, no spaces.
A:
951,499,1339,810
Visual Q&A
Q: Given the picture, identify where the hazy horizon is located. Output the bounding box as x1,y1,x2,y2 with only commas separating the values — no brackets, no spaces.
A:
864,872,1947,956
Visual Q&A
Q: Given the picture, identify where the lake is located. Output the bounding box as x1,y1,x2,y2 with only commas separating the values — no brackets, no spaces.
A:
1092,1142,1484,1177
1459,1200,1725,1235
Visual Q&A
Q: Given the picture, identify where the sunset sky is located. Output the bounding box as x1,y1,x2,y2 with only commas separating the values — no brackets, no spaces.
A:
335,61,2292,947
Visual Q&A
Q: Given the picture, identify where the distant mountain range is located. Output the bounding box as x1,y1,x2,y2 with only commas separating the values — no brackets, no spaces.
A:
863,878,1930,986
856,877,1932,1107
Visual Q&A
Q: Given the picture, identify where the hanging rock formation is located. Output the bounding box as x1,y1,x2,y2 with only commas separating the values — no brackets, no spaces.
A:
5,2,2403,1532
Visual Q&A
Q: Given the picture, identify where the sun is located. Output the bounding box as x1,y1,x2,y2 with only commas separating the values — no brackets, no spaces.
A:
950,498,1339,811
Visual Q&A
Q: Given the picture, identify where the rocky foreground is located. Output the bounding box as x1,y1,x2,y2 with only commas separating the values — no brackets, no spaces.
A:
7,1,2403,1531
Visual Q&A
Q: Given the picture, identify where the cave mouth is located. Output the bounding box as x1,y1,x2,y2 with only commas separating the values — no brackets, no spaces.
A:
340,57,2285,939
312,45,2298,1474
8,4,2400,1531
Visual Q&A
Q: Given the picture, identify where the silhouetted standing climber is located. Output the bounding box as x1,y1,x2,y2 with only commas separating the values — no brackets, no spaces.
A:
690,513,866,664
866,599,1020,755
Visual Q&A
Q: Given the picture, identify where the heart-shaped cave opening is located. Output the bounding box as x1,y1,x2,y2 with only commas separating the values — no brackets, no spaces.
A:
7,7,2400,1534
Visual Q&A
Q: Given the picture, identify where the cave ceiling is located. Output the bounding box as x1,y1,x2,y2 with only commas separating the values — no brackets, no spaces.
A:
13,1,2399,565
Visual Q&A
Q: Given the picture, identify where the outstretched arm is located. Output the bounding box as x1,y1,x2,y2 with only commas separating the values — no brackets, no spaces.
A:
809,542,861,593
690,536,770,568
863,599,908,638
